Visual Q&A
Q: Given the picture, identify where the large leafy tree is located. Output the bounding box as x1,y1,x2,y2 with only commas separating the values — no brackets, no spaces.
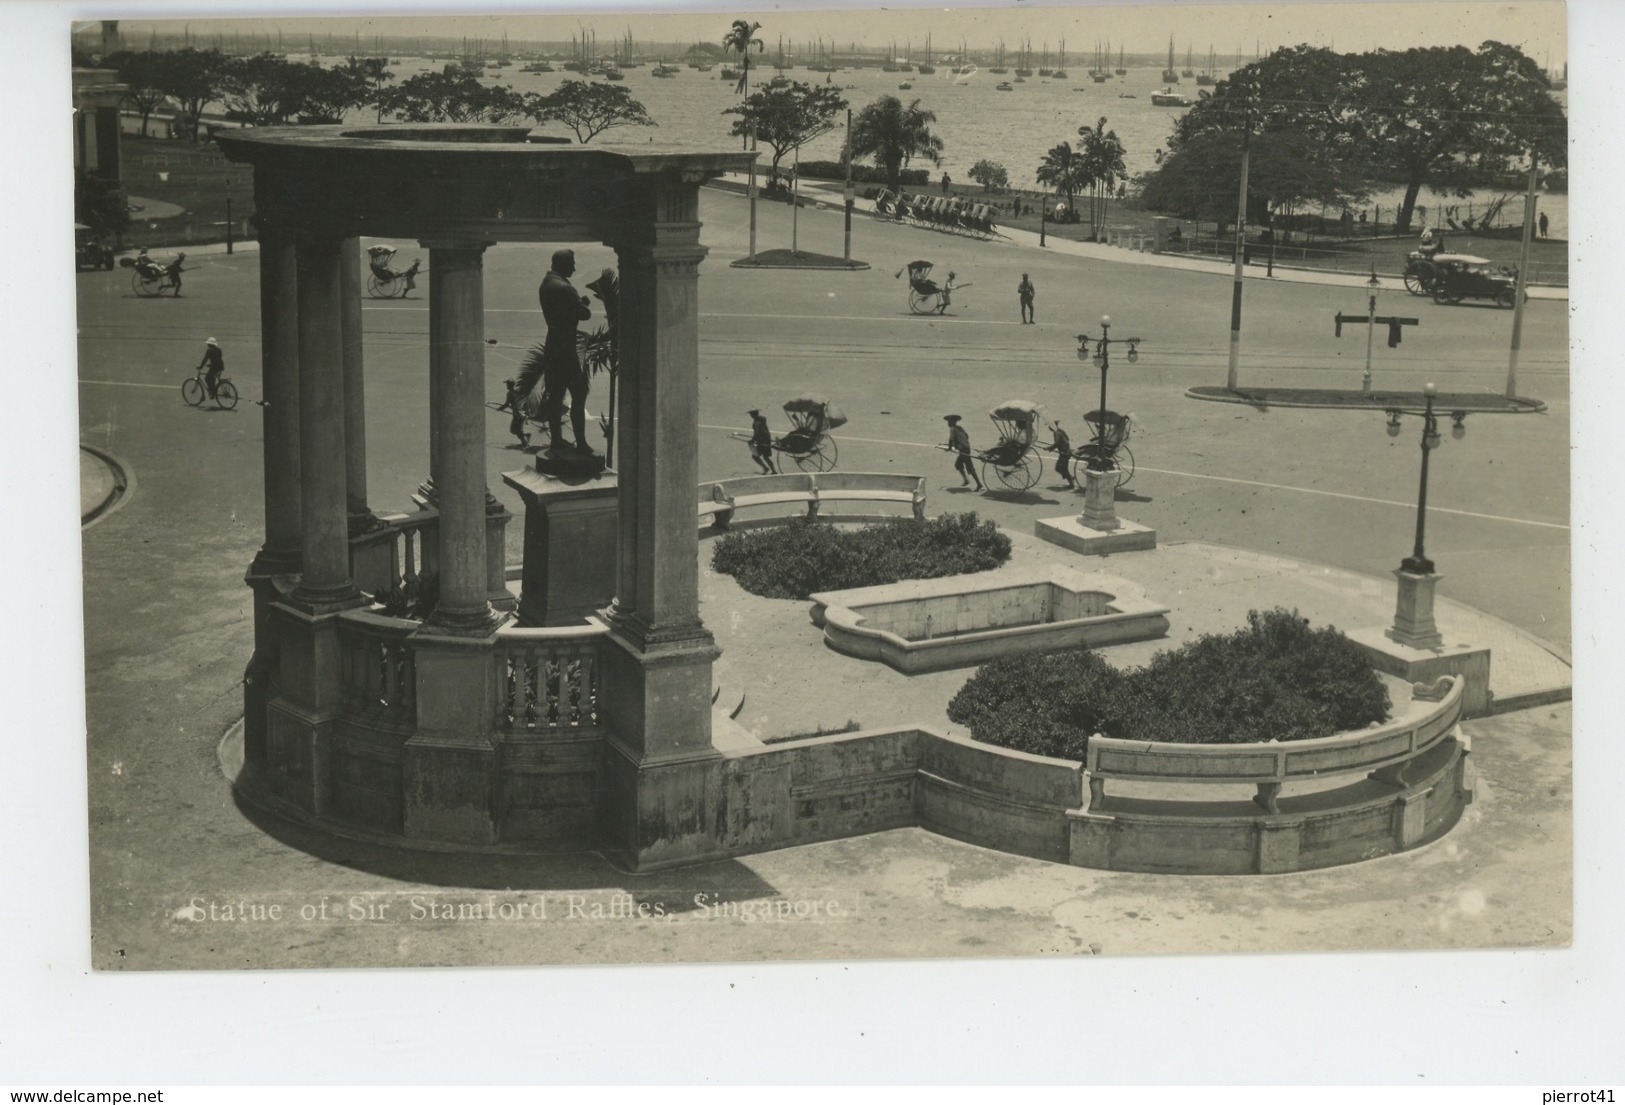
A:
1168,41,1565,231
1075,117,1128,238
722,81,847,187
848,95,944,195
968,159,1009,192
219,54,370,126
378,63,527,124
103,51,169,137
157,47,227,142
1034,141,1088,222
1140,129,1367,236
527,80,656,143
723,19,764,96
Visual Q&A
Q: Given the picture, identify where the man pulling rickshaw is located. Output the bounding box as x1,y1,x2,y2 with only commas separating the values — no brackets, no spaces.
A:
898,259,970,315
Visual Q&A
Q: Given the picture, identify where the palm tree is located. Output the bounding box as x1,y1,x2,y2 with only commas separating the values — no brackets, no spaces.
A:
1076,116,1128,239
848,96,944,195
723,19,763,96
1035,141,1087,222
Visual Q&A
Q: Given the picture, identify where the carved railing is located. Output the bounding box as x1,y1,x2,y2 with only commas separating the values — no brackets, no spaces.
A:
349,508,439,598
493,622,610,733
335,610,418,729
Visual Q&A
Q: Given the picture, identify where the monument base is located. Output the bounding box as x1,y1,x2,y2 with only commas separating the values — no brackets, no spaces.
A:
1347,626,1492,718
1034,514,1158,556
533,448,607,480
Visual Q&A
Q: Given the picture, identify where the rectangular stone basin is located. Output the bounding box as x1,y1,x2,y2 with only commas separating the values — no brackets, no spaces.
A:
809,568,1169,674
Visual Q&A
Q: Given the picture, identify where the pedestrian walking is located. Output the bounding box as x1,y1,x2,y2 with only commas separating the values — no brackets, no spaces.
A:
1017,273,1035,324
748,409,777,475
1050,420,1074,487
498,378,530,448
944,414,983,490
941,172,952,195
1538,211,1549,239
197,337,224,399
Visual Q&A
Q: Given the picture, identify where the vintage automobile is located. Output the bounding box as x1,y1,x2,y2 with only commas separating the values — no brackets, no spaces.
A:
75,223,115,271
1420,253,1526,308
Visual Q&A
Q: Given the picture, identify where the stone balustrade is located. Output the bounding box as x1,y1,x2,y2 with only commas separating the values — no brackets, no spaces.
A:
493,621,610,732
335,610,418,730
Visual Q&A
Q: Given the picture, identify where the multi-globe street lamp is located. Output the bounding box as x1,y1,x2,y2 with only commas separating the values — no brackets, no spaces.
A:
1385,382,1467,576
1074,315,1140,471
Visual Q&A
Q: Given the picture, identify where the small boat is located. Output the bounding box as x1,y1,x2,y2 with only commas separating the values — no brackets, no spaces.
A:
605,68,625,80
1117,92,1137,99
898,80,913,90
1052,69,1068,79
720,66,741,81
521,61,555,73
1151,87,1192,106
769,74,790,88
995,81,1013,91
652,61,680,77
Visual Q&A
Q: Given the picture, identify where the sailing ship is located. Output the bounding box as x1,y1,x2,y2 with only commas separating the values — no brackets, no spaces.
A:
1092,40,1109,82
1181,45,1195,78
1052,40,1068,80
1161,35,1180,82
1115,45,1126,76
989,41,1008,75
1038,43,1052,78
1196,46,1217,86
1014,40,1033,78
916,34,935,75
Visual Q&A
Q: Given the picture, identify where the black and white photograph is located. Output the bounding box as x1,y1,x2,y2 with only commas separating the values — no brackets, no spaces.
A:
9,0,1618,1086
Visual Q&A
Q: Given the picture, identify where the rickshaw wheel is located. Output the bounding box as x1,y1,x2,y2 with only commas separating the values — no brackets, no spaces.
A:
907,289,934,315
1403,270,1427,295
1115,445,1135,488
990,452,1039,492
793,437,837,472
133,270,160,297
366,274,389,298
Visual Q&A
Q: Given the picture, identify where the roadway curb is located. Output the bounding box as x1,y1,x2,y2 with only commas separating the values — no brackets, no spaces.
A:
1184,386,1550,415
80,443,132,528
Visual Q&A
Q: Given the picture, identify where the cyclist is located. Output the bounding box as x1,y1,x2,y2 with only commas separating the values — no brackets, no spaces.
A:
198,337,224,399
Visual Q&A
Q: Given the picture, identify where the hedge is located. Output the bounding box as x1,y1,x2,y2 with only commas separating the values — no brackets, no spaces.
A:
795,159,930,186
711,513,1012,600
946,608,1391,759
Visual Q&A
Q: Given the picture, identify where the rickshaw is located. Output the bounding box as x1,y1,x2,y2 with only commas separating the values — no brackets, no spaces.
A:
976,400,1044,491
365,245,423,298
732,395,845,471
900,259,969,314
1073,409,1136,487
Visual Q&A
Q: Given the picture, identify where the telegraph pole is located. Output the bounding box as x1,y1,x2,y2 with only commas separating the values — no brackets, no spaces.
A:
1226,87,1252,391
843,108,854,261
1506,154,1539,399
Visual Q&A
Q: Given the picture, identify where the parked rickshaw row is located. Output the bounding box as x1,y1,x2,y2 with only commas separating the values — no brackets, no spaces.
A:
872,190,1001,239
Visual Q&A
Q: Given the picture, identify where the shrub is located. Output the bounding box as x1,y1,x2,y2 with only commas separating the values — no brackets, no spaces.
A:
947,608,1390,757
795,159,930,186
711,513,1012,600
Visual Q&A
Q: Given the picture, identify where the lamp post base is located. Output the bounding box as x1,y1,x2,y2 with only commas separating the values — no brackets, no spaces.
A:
1034,513,1157,557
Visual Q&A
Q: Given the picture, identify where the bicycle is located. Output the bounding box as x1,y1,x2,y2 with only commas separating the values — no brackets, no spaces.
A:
182,368,239,410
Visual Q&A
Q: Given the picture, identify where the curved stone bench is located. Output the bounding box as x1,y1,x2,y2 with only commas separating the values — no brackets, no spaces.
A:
1071,675,1473,874
699,472,926,530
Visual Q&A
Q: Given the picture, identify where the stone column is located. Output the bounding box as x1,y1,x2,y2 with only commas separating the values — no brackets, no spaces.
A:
597,184,725,870
250,223,301,576
419,240,498,636
1388,570,1444,649
339,236,375,529
289,233,359,613
1080,467,1121,532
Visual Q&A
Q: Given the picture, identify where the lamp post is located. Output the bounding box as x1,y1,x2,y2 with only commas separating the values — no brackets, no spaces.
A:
1362,270,1378,393
1074,315,1141,471
1385,382,1467,576
225,176,233,255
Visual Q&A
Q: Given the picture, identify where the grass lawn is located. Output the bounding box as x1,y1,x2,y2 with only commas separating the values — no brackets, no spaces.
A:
116,134,251,251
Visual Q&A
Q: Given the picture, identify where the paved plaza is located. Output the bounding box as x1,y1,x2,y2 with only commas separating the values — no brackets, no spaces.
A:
71,183,1574,972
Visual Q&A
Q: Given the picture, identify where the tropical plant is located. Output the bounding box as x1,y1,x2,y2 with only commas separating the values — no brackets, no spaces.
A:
723,19,765,96
847,95,945,196
103,51,169,137
157,47,228,142
343,55,394,123
722,82,848,189
1075,116,1128,239
526,80,656,143
968,159,1009,193
1034,141,1088,222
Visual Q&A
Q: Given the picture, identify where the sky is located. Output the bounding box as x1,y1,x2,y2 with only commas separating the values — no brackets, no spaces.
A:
82,1,1568,67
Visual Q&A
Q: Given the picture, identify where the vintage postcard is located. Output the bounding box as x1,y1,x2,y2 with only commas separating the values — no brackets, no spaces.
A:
66,0,1576,983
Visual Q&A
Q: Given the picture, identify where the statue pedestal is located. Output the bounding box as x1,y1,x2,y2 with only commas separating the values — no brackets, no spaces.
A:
533,447,607,480
1034,467,1156,556
501,466,618,627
